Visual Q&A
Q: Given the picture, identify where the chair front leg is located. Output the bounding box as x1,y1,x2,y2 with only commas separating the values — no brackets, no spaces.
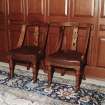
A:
9,58,15,79
32,62,39,83
48,65,54,87
75,70,81,92
81,66,86,80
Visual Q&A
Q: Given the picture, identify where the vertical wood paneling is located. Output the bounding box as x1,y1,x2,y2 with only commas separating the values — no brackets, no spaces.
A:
0,0,6,22
48,0,68,16
73,0,95,17
97,37,105,67
0,0,5,15
8,0,24,14
0,29,8,51
27,0,44,15
97,0,105,67
26,0,45,23
101,0,105,17
7,0,25,22
0,0,8,61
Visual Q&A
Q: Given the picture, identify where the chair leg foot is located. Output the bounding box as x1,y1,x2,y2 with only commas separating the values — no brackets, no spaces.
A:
32,71,38,83
9,70,14,79
27,63,31,70
33,79,37,83
61,69,65,76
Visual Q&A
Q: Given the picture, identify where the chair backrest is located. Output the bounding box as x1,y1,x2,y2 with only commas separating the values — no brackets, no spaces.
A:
76,24,91,57
36,23,50,52
50,22,91,57
16,22,50,52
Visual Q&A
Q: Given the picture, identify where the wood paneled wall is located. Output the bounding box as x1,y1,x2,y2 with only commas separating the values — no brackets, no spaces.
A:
0,0,105,79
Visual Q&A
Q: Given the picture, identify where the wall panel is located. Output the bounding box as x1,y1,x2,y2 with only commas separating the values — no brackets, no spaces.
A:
73,0,95,17
7,0,25,23
0,0,8,61
48,0,66,16
100,0,105,17
97,36,105,67
26,0,45,22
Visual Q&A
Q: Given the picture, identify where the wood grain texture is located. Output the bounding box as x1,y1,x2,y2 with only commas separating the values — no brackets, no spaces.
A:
1,0,105,79
73,0,95,17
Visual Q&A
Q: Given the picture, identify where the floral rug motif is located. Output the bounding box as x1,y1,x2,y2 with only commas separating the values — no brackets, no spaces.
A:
0,66,105,105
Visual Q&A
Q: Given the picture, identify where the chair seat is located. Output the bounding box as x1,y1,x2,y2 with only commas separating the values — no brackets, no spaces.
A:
47,50,82,67
9,46,44,62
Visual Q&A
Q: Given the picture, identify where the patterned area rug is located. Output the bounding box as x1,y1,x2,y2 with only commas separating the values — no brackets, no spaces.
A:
0,65,105,105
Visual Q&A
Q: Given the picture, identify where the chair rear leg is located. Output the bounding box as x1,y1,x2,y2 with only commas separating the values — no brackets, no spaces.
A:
61,69,66,76
81,67,86,80
41,60,47,73
9,58,15,79
27,63,31,70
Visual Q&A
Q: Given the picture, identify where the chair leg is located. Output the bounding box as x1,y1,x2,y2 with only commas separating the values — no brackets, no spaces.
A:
41,60,46,73
48,65,54,87
32,63,39,83
80,64,86,80
81,68,86,80
9,58,15,79
61,69,65,76
75,70,81,92
27,63,31,70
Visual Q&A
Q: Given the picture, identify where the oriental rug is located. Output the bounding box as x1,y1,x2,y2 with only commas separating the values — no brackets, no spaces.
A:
0,65,105,105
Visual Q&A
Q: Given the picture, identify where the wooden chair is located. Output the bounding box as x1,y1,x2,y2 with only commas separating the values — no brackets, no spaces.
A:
9,22,49,83
45,22,91,91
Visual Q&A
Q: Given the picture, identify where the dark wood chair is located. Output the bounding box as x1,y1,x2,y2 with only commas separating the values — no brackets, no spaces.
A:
45,22,91,91
9,22,49,83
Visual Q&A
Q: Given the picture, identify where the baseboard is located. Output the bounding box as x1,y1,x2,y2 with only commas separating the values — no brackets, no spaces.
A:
0,61,105,87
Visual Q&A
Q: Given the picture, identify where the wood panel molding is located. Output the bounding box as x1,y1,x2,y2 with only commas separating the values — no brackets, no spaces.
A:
100,0,105,17
25,0,45,23
0,0,6,16
47,0,69,16
26,0,45,16
99,24,105,30
97,36,105,67
72,0,95,17
7,0,25,22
